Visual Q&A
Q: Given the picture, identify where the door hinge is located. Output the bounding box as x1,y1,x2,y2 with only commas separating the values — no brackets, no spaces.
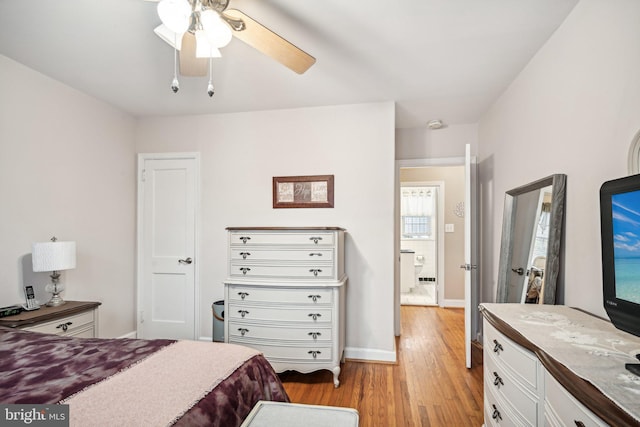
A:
141,169,146,182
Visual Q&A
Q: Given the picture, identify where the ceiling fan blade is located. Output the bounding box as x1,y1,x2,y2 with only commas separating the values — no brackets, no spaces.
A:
179,32,208,76
222,9,315,74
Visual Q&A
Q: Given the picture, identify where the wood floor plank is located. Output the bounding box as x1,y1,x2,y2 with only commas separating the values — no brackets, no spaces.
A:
279,306,484,426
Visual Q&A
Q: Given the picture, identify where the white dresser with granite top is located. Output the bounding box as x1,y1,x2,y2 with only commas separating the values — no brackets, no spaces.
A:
224,227,347,387
480,303,640,427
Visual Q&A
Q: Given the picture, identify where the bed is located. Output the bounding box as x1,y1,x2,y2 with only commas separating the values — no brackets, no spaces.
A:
0,326,289,426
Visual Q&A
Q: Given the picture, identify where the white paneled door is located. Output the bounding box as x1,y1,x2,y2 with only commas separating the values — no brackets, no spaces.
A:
463,144,478,369
137,153,199,340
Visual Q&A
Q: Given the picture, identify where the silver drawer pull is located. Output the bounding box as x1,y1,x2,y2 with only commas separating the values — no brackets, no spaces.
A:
493,339,503,354
238,328,249,336
309,236,323,244
56,321,73,332
239,252,251,259
309,269,322,277
574,421,586,427
238,310,249,318
238,292,249,300
239,236,251,244
308,332,322,340
493,371,504,387
308,313,322,320
491,404,502,421
240,267,251,275
308,295,322,302
178,257,193,265
308,350,321,359
308,253,323,257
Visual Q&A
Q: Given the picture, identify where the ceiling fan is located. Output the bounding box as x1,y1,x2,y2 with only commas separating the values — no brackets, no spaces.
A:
147,0,316,81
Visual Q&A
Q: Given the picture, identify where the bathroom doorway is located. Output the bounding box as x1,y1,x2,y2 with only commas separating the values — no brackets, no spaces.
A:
400,183,443,306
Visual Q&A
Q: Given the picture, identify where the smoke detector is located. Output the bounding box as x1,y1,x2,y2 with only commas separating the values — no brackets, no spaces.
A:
427,119,444,130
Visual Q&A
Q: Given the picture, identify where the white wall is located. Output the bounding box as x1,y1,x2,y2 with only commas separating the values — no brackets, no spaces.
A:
396,124,478,160
478,0,640,316
0,55,137,337
135,102,397,361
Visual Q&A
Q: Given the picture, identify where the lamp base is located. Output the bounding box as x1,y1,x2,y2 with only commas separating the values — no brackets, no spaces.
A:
46,293,66,307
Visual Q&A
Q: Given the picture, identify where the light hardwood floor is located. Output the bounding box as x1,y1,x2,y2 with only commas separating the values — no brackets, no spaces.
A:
279,306,484,426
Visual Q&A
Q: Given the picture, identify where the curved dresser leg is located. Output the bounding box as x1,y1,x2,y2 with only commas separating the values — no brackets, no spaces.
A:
332,366,341,388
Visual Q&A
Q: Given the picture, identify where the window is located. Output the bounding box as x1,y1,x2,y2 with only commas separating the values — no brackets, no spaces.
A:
402,215,432,239
400,186,435,239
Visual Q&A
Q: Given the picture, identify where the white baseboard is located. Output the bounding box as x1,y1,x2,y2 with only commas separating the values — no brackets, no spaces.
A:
344,346,397,363
118,331,137,339
442,299,465,308
199,336,214,342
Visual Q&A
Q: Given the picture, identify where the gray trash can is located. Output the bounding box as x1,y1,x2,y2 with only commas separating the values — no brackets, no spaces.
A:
212,300,224,342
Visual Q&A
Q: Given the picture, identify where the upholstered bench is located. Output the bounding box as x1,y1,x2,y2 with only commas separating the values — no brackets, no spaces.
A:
241,401,359,427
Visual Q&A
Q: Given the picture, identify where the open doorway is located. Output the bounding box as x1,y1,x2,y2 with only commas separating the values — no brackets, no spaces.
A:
394,159,466,335
399,182,443,306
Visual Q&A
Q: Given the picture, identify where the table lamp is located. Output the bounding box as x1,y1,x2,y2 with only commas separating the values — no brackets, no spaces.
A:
32,237,76,307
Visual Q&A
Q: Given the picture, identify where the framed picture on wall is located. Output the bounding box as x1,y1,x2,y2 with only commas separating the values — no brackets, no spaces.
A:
273,175,334,208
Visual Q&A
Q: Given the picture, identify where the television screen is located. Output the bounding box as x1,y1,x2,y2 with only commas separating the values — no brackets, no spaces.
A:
611,189,640,305
601,174,640,338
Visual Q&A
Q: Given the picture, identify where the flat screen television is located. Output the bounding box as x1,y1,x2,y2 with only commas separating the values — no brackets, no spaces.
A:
600,174,640,339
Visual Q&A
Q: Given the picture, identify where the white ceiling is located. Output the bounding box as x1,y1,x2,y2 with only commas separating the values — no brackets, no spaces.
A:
0,0,578,128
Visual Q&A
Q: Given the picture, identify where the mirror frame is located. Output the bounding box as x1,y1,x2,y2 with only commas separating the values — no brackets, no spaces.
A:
496,174,567,304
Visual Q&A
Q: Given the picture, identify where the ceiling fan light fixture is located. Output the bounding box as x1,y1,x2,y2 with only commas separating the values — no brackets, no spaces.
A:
157,0,191,34
154,24,183,50
195,30,222,58
200,9,232,48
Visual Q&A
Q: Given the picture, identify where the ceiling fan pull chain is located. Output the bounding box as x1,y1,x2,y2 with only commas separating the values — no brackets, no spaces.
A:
171,34,180,94
207,57,214,97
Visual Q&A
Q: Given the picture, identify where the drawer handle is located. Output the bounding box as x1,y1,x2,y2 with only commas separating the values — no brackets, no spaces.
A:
238,328,249,336
240,267,251,275
308,294,322,302
493,339,504,354
309,236,323,244
238,310,249,318
239,252,251,259
308,313,322,321
308,252,323,257
493,371,504,387
308,332,322,339
574,421,586,427
239,236,251,244
56,321,73,332
308,350,322,358
309,269,322,277
491,404,502,421
238,292,249,300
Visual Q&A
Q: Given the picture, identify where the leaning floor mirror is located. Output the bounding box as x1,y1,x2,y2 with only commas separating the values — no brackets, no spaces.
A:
496,174,567,304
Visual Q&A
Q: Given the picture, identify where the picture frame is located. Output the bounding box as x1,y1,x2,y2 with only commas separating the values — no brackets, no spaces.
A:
273,175,334,208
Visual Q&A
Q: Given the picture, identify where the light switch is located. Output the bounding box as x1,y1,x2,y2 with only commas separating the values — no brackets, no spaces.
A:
445,224,455,233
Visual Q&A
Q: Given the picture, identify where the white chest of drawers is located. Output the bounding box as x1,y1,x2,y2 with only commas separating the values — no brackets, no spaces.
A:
224,227,347,387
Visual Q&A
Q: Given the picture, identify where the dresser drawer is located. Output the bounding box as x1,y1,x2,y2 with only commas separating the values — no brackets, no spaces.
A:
544,370,606,427
484,384,521,427
228,304,332,323
484,320,538,390
228,340,333,362
22,310,95,336
228,285,333,305
228,322,333,342
230,248,334,262
230,263,335,280
484,345,538,425
230,231,335,247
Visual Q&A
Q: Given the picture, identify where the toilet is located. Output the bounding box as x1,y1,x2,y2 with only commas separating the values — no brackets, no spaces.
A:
400,250,415,293
414,255,424,282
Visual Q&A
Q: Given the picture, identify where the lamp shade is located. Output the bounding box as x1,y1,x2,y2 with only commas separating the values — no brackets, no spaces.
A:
154,24,183,50
32,241,76,272
157,0,191,34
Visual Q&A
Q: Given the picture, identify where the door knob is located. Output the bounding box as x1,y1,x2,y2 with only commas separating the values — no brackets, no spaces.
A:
178,257,193,265
511,267,524,275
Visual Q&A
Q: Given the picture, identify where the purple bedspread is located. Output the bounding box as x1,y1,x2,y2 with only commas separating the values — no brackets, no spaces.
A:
0,326,289,426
